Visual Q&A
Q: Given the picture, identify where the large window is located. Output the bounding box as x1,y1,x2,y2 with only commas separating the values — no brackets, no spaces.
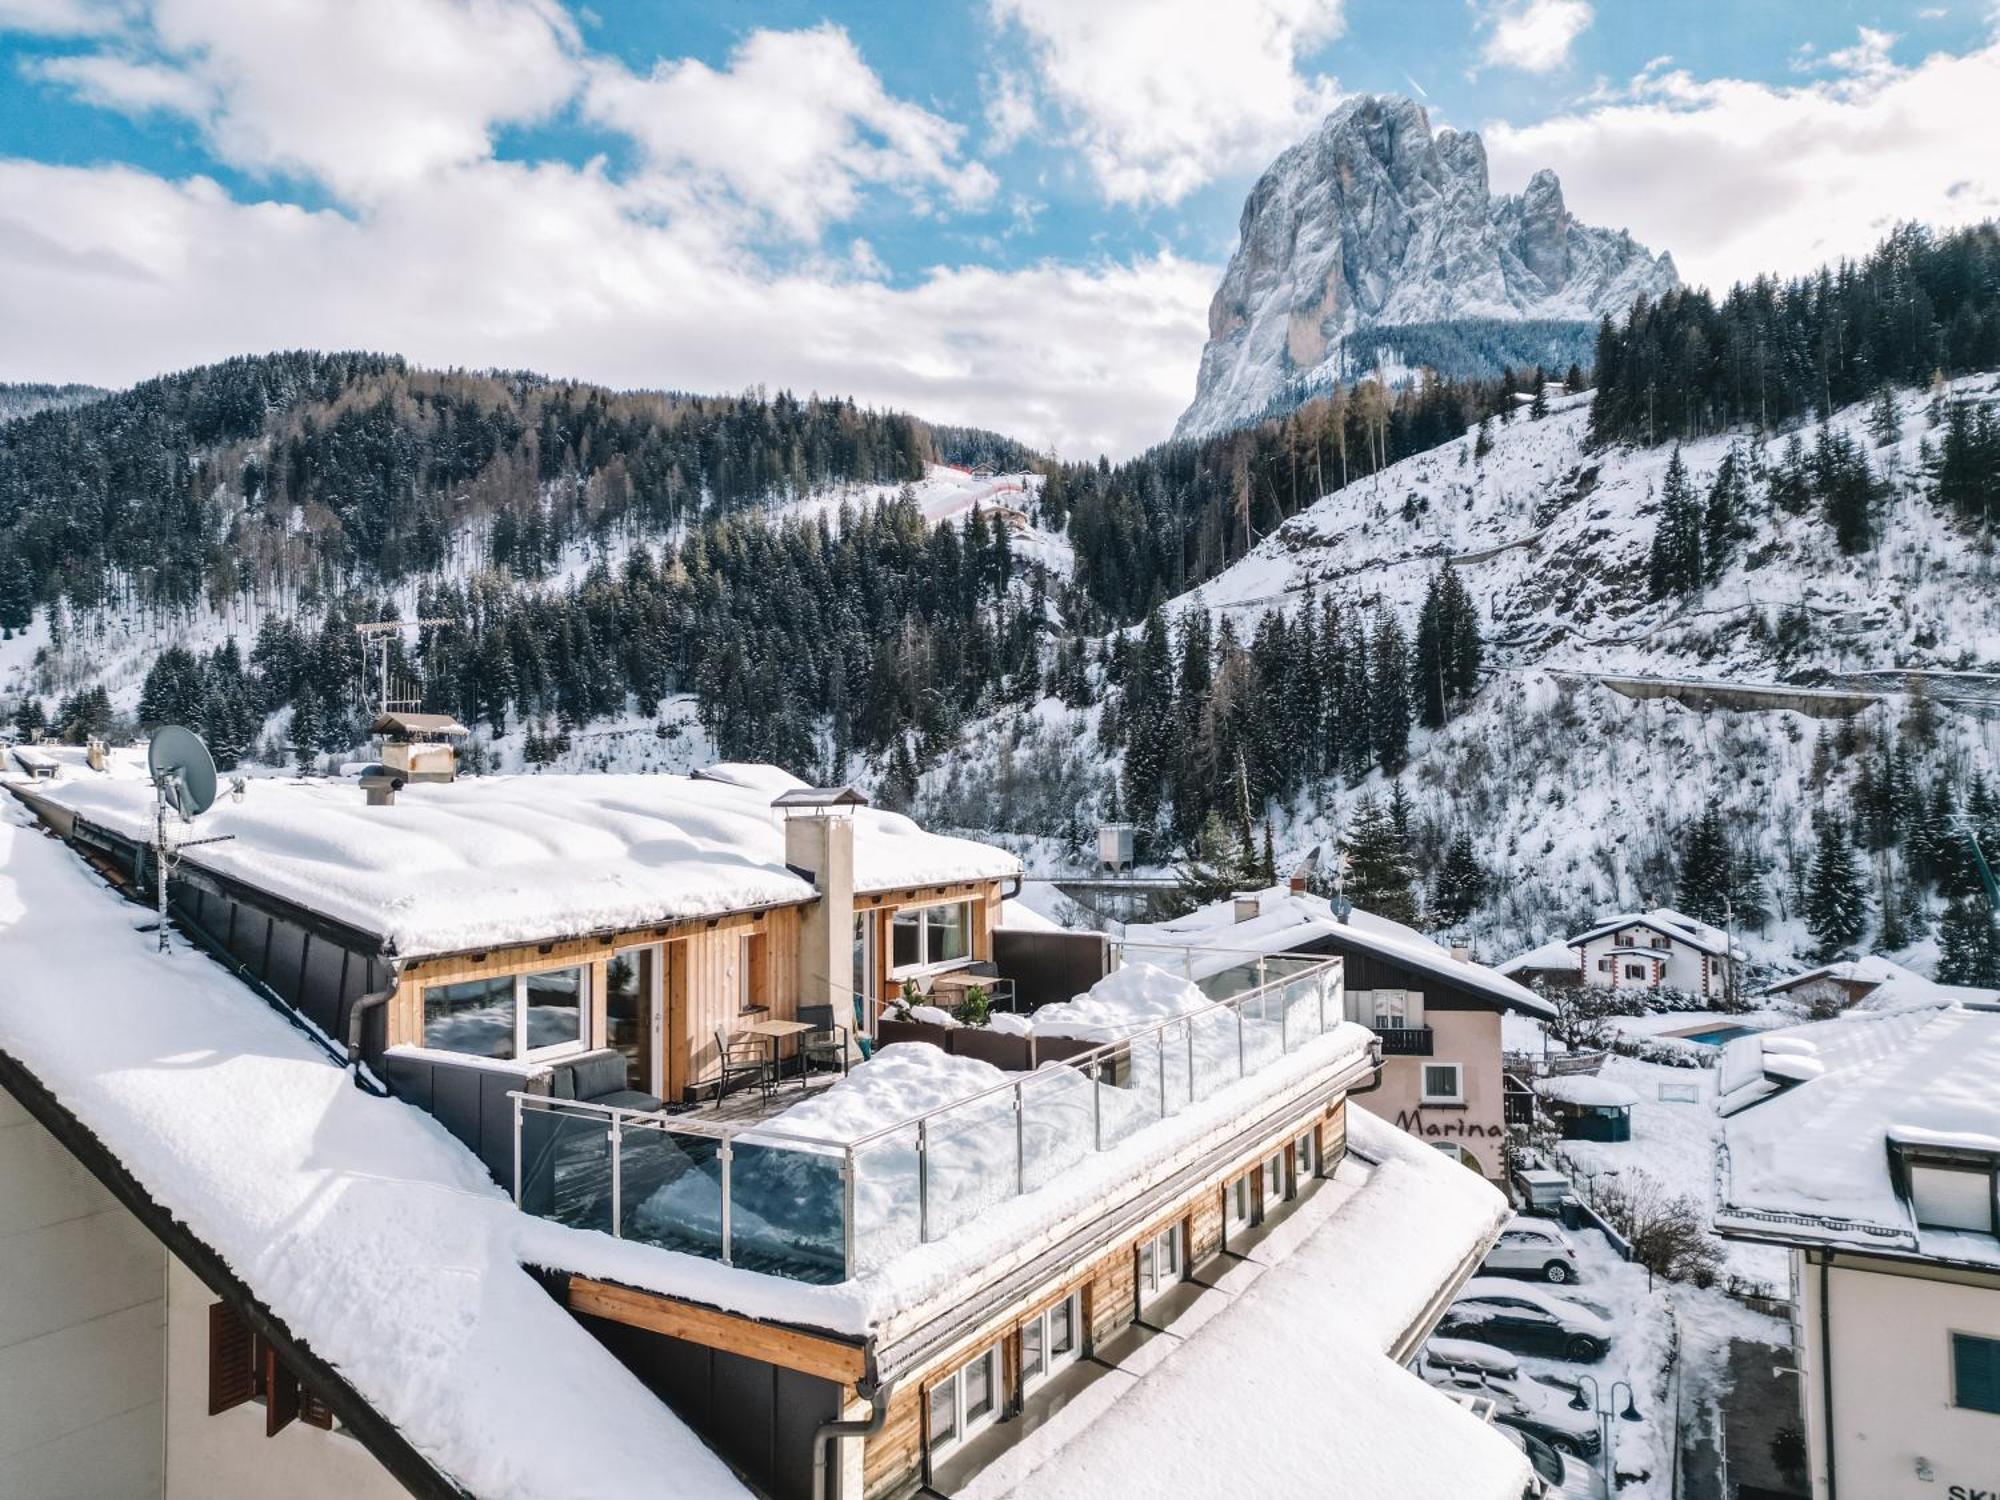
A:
891,900,975,975
1137,1223,1183,1307
1225,1174,1252,1233
1021,1293,1082,1395
423,967,590,1061
1952,1332,2000,1415
1261,1151,1287,1208
1422,1063,1464,1104
927,1344,1001,1461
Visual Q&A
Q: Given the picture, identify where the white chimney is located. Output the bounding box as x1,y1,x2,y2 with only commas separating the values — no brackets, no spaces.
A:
777,788,865,1015
1232,892,1262,924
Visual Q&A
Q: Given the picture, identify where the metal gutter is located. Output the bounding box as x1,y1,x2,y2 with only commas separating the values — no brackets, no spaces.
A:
0,1047,467,1500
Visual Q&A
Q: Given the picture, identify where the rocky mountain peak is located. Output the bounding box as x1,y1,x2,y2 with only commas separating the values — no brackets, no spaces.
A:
1176,94,1678,440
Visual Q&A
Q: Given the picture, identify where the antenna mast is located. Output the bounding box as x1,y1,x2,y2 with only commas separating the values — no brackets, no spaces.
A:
355,619,454,717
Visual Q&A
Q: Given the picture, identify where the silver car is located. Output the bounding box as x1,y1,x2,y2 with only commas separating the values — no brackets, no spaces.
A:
1483,1217,1583,1284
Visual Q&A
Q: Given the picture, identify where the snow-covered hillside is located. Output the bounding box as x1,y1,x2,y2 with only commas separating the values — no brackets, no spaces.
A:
926,377,2000,973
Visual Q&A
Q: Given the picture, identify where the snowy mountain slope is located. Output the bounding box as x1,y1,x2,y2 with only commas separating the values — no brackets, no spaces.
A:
1177,95,1677,439
920,375,2000,971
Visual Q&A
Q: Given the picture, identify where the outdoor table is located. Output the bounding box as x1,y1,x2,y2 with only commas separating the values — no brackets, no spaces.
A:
743,1018,813,1083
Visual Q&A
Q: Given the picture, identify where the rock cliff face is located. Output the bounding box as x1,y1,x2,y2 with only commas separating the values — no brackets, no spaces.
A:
1176,94,1678,439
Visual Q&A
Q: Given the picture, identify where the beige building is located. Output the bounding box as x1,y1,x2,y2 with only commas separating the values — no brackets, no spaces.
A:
1119,886,1553,1180
1716,1004,2000,1500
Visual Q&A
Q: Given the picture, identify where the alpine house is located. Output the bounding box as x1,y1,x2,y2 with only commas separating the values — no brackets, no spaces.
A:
2,753,1528,1500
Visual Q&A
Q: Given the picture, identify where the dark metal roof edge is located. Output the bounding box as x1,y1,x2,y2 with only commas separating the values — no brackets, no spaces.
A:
0,1047,468,1500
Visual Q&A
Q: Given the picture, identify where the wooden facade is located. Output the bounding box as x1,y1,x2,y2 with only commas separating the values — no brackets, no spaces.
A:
391,877,1007,1102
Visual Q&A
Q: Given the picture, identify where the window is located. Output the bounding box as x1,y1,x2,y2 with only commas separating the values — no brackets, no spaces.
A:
1225,1174,1253,1232
1371,989,1408,1028
422,966,591,1061
1262,1152,1287,1208
1137,1224,1183,1307
1293,1131,1318,1183
1650,937,1670,951
1624,963,1649,982
1597,957,1612,974
1022,1293,1082,1394
1911,1162,1997,1234
1954,1333,2000,1415
1422,1063,1464,1103
890,900,976,975
927,1345,1002,1460
738,932,769,1013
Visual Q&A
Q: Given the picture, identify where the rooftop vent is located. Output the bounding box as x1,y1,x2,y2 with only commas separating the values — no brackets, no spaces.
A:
370,711,467,784
1232,892,1262,924
357,765,405,807
770,786,869,814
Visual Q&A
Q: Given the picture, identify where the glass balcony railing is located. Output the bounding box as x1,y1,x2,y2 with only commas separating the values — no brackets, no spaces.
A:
510,956,1352,1284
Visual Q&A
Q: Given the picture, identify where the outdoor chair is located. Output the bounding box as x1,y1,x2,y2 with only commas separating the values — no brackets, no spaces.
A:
797,1003,849,1084
713,1028,776,1108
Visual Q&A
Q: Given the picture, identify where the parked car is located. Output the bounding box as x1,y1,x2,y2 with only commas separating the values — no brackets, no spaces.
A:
1422,1365,1602,1455
1435,1279,1615,1362
1496,1423,1608,1500
1422,1336,1523,1384
1484,1217,1582,1283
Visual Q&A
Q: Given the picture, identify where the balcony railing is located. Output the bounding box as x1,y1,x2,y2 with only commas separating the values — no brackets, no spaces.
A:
509,956,1348,1285
1373,1024,1435,1057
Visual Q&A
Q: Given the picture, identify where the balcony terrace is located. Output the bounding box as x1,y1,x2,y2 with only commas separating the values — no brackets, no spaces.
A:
509,956,1358,1285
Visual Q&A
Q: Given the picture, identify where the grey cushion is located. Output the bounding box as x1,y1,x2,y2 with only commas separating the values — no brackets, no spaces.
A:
590,1088,664,1113
565,1049,632,1103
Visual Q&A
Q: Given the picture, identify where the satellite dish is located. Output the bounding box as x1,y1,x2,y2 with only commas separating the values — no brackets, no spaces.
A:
147,725,218,821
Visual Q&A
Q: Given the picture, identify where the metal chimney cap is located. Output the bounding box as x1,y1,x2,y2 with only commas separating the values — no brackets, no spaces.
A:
770,786,869,813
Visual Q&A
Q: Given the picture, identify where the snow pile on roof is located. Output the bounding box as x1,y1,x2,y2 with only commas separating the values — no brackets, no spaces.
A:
1124,884,1551,1016
26,765,1020,957
977,1110,1526,1500
1497,935,1577,976
0,800,749,1500
1028,962,1209,1041
1536,1075,1639,1108
1719,1005,2000,1267
1764,953,2000,1013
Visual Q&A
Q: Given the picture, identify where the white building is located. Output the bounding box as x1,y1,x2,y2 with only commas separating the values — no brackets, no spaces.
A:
1715,1004,2000,1500
1563,907,1739,1000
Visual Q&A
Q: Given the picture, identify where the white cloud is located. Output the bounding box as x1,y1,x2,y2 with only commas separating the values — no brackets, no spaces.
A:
26,51,214,116
1485,39,2000,293
1477,0,1593,74
0,156,1212,458
583,25,994,242
28,0,583,201
991,0,1346,206
983,67,1039,152
0,0,124,34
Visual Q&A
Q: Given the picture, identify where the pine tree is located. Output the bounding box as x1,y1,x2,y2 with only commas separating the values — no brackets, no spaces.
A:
290,684,322,774
1368,609,1411,775
1702,443,1751,578
1805,814,1869,958
1178,811,1256,908
1867,384,1901,448
1432,828,1486,927
1342,793,1418,925
1937,897,2000,986
1677,801,1735,928
1647,447,1704,598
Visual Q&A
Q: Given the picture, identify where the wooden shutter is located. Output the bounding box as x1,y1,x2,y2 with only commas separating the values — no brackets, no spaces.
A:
262,1339,300,1436
207,1302,256,1415
299,1387,336,1430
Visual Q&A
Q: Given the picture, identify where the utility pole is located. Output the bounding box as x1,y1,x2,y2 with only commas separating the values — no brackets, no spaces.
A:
354,619,454,716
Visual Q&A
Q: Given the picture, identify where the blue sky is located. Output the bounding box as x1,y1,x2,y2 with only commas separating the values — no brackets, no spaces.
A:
0,0,1996,455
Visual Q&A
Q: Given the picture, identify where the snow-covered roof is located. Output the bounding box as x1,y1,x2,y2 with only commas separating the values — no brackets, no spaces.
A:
0,798,751,1500
1496,936,1577,976
970,1111,1527,1500
1567,907,1739,960
22,764,1020,958
1536,1075,1639,1109
1123,886,1553,1017
1717,1005,2000,1269
1764,954,2000,1014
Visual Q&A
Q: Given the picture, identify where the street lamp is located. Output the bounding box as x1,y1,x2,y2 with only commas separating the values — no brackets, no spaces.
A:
1567,1374,1643,1488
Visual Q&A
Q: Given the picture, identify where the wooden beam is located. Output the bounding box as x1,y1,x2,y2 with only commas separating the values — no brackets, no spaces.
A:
567,1276,868,1385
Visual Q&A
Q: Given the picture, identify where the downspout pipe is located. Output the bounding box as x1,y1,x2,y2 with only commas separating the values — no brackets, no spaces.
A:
1819,1250,1837,1500
345,984,395,1089
813,1378,891,1500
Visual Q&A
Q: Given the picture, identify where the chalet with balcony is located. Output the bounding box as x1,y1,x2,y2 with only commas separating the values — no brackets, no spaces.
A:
1560,907,1740,1001
1119,886,1552,1180
0,755,1517,1500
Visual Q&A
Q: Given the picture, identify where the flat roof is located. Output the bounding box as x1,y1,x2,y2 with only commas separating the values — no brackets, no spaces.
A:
24,761,1020,959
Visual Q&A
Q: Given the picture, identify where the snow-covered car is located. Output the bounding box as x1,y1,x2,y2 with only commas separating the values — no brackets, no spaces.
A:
1422,1336,1523,1383
1422,1365,1602,1455
1483,1217,1582,1283
1435,1279,1615,1362
1496,1423,1609,1500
